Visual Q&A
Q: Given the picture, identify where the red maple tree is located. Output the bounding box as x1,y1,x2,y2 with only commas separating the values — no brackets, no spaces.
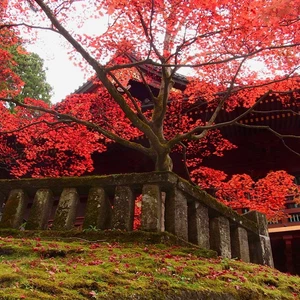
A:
0,0,300,219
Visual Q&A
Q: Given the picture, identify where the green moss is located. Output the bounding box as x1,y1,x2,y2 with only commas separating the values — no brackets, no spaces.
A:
0,171,176,198
29,278,64,295
0,190,28,229
0,234,298,299
0,273,21,286
51,209,70,230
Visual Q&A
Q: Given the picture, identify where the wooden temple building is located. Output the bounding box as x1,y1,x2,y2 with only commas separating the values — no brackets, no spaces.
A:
75,68,300,275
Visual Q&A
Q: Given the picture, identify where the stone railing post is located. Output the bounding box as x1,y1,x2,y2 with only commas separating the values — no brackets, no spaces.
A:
188,201,210,249
26,189,53,230
112,186,135,231
141,184,162,231
83,187,112,230
0,189,28,229
165,187,188,241
244,211,274,267
210,216,231,258
231,226,250,262
52,188,79,230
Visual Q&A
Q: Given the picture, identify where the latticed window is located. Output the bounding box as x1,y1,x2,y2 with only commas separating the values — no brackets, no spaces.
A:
286,203,300,209
288,213,300,223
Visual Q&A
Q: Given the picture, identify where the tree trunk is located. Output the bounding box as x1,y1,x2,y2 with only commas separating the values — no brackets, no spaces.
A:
149,123,172,171
154,153,173,171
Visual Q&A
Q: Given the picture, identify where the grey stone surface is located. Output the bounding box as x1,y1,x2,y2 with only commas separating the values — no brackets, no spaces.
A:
0,189,28,229
0,192,6,221
52,188,79,230
210,216,231,258
0,173,273,268
244,210,274,267
188,201,210,249
83,187,112,230
141,184,162,231
26,189,53,230
165,187,188,241
231,226,250,262
112,186,135,230
161,192,166,232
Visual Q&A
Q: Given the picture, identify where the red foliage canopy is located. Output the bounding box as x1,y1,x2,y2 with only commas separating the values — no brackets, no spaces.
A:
0,98,104,177
191,168,300,220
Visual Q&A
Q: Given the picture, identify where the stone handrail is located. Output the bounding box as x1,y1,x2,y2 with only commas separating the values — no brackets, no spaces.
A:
0,172,273,266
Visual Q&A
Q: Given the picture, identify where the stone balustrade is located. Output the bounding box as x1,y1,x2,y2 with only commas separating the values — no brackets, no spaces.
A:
0,172,273,266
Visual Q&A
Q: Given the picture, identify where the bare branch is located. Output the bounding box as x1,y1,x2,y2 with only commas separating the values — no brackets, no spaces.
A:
33,0,162,148
167,90,272,148
0,22,58,32
235,122,300,139
0,119,72,135
281,140,300,157
253,109,300,116
105,58,153,72
195,57,248,140
136,1,162,60
0,97,152,157
234,122,300,159
107,71,150,124
217,68,300,95
180,142,196,186
134,42,300,69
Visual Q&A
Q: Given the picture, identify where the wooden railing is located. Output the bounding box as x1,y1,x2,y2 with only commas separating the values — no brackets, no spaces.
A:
0,172,274,266
268,199,300,228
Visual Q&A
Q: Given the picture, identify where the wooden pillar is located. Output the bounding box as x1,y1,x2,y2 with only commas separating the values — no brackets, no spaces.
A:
283,235,294,274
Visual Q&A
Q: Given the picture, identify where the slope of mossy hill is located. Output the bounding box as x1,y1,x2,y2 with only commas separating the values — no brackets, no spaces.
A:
0,230,299,299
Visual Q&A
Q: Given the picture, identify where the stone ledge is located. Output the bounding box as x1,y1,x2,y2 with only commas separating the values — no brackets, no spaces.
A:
0,172,178,197
177,178,259,234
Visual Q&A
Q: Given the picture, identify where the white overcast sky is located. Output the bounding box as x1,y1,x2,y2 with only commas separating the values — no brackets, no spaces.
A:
25,16,266,105
26,32,85,104
25,17,109,104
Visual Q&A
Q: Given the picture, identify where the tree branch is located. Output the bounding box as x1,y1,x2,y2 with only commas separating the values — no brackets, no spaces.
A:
0,119,72,135
0,97,152,157
179,142,196,186
235,122,300,157
105,58,153,72
33,0,162,151
167,90,272,148
253,109,300,116
107,71,149,124
131,42,300,69
195,57,248,140
281,139,300,157
0,22,58,32
235,122,300,140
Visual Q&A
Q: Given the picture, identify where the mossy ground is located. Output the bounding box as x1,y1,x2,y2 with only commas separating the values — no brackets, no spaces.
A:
0,231,299,300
